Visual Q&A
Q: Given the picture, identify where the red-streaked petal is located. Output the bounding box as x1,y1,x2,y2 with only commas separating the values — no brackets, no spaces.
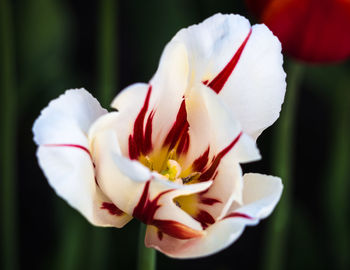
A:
199,132,242,181
163,98,190,156
152,220,204,239
33,89,131,227
43,144,92,159
101,202,124,216
129,85,153,159
206,28,252,93
145,173,282,258
223,212,253,220
109,83,151,157
171,14,285,139
145,215,245,258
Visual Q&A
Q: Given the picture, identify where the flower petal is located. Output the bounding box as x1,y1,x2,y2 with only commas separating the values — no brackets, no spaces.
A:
184,83,260,168
218,24,286,139
92,130,152,214
33,89,131,227
197,161,243,222
110,83,150,156
36,146,131,227
33,89,107,146
149,40,190,148
145,173,282,258
172,13,286,139
111,41,190,154
179,84,260,220
145,216,245,258
227,173,283,220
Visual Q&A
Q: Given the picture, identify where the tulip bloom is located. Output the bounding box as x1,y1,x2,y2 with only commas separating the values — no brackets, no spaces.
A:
246,0,350,63
33,14,285,258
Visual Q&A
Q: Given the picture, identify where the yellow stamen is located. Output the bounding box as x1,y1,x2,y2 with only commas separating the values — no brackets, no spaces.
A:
161,159,181,181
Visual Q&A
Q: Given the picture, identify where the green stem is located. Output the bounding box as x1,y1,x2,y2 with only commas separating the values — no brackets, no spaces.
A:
137,223,156,270
0,0,18,269
88,1,117,269
54,211,87,270
97,0,117,107
262,61,304,270
324,85,350,270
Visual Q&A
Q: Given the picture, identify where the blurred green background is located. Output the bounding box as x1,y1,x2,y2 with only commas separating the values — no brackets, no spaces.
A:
1,0,349,269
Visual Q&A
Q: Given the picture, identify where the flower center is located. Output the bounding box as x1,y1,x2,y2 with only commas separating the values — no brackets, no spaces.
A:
140,152,200,184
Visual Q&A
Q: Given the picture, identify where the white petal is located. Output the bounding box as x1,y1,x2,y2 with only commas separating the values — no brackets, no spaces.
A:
33,88,107,146
33,89,131,227
92,130,152,214
111,83,150,112
110,42,190,153
171,13,286,139
149,40,190,148
145,216,245,258
184,83,260,167
218,24,286,139
178,84,260,220
228,173,283,220
173,13,251,84
37,146,131,227
109,83,150,156
198,162,243,221
146,173,282,258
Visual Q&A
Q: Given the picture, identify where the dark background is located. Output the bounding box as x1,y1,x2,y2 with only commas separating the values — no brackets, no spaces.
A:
1,0,349,269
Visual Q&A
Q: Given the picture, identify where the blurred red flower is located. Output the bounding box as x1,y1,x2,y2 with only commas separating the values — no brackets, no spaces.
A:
246,0,350,63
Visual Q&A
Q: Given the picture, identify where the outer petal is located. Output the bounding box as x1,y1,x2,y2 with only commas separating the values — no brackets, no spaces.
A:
33,89,107,146
146,173,282,258
218,23,286,139
145,217,245,259
227,173,283,220
33,89,131,227
172,13,286,139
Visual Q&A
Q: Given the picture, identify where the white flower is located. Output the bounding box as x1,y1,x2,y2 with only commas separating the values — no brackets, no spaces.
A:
33,13,285,258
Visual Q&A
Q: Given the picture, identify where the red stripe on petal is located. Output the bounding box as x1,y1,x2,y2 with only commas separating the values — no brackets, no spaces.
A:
200,197,221,206
43,143,91,158
133,180,174,225
164,100,190,153
224,212,253,220
152,219,204,240
157,230,163,241
129,85,153,159
128,135,139,160
195,210,216,229
143,110,155,155
199,132,242,181
176,131,190,156
101,202,124,216
192,147,210,172
133,181,202,239
206,28,252,94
